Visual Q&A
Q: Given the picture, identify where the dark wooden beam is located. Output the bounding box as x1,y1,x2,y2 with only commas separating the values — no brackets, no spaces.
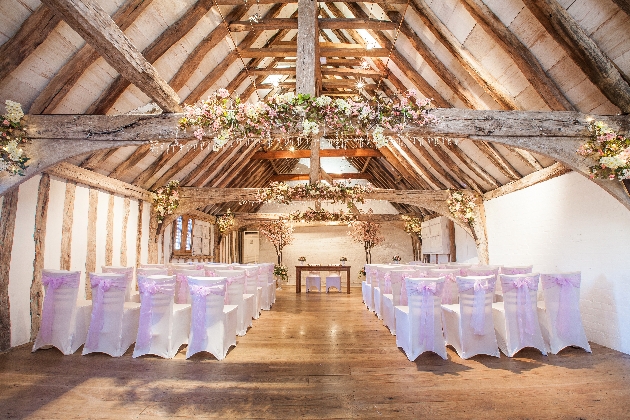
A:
270,173,373,181
239,47,391,58
611,0,630,16
41,0,181,112
229,18,397,31
252,149,382,159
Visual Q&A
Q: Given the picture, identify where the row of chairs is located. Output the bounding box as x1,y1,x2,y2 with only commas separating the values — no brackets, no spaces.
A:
362,263,591,360
32,262,276,360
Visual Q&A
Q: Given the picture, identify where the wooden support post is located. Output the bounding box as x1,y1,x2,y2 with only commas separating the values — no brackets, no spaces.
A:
136,200,144,269
0,189,19,351
148,205,159,264
120,197,130,266
30,174,50,341
296,0,318,96
448,219,456,262
105,194,115,266
85,189,98,299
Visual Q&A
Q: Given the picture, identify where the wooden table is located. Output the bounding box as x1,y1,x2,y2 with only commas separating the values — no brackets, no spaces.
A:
295,265,351,294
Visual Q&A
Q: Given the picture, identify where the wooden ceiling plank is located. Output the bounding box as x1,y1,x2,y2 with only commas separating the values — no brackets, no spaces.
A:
149,144,205,190
195,143,246,187
239,47,391,57
213,142,261,187
0,6,61,84
108,144,153,179
392,140,448,190
460,0,574,111
213,0,408,3
523,0,630,113
408,0,519,110
610,0,630,16
415,142,467,189
378,145,432,190
229,18,397,31
475,141,522,181
442,141,500,189
504,146,544,171
178,149,218,186
423,140,486,193
30,0,153,114
80,148,118,170
41,0,181,112
252,149,382,159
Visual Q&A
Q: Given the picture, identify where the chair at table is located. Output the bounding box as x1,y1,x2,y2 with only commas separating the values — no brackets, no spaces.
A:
101,266,135,302
442,275,500,359
214,270,253,335
33,270,92,355
382,269,415,335
173,268,205,304
428,268,461,305
538,272,591,354
186,277,237,360
326,270,342,293
82,273,141,357
493,273,547,357
133,275,191,359
395,277,447,360
305,270,322,293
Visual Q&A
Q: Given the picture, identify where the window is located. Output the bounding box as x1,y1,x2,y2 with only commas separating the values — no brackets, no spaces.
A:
186,218,193,251
173,215,194,256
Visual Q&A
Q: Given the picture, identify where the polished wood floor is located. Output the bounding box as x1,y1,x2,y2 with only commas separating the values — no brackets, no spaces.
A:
1,288,630,419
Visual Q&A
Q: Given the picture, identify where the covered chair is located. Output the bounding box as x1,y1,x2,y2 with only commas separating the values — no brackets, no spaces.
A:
325,270,341,293
395,277,447,360
137,267,168,278
186,277,237,360
173,268,205,304
428,268,461,305
237,265,262,320
374,265,398,319
265,263,277,304
305,270,322,293
82,273,141,357
258,263,275,310
382,269,415,335
442,275,500,359
538,272,591,354
363,264,379,311
140,264,167,269
493,273,547,357
214,270,253,335
501,265,534,275
464,266,501,301
132,275,191,359
101,266,135,302
33,270,92,355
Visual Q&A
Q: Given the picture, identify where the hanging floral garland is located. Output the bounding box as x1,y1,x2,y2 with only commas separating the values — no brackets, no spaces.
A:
178,89,437,150
255,181,373,206
151,180,180,224
286,207,357,223
577,121,630,181
1,100,29,176
216,209,235,235
402,215,423,239
447,190,477,227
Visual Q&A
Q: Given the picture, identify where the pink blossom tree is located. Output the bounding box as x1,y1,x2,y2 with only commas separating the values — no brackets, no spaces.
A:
348,214,384,264
259,219,294,264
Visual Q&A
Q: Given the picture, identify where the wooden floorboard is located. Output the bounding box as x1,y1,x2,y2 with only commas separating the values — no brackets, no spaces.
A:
1,287,630,419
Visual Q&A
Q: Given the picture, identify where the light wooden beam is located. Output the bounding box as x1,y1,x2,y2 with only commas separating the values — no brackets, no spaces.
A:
523,0,630,113
297,0,318,96
483,162,571,200
41,0,181,112
239,47,390,57
247,68,384,78
270,173,373,181
252,149,382,159
229,18,397,31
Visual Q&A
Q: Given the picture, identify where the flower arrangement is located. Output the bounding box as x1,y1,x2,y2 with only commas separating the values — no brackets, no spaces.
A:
348,210,384,264
273,264,288,282
286,207,358,223
1,100,29,175
259,219,294,264
178,90,436,150
298,256,306,262
578,121,630,180
392,255,401,262
216,209,235,235
340,256,347,262
255,181,373,206
151,180,180,223
447,190,476,227
402,215,422,238
358,267,366,279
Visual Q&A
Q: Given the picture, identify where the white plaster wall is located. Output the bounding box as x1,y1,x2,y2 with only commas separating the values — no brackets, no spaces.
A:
259,224,414,285
484,172,630,354
95,191,109,272
110,195,125,267
9,176,39,346
140,202,150,264
70,185,89,297
126,199,139,267
43,177,66,269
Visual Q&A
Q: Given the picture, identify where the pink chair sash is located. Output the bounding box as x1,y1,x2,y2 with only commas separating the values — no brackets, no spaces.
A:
86,275,127,349
189,284,225,351
542,274,580,338
501,267,531,275
401,272,427,306
439,273,457,304
136,280,175,350
40,273,80,343
502,275,539,343
383,272,392,294
204,269,216,277
408,281,444,350
459,278,494,335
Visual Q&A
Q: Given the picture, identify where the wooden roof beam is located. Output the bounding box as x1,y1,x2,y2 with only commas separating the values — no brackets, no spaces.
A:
239,47,391,57
391,140,448,190
229,18,397,31
474,141,522,181
248,68,385,78
252,149,382,159
41,0,181,112
441,141,500,189
483,162,571,200
107,144,153,180
523,0,630,113
422,140,486,193
213,0,407,3
270,173,373,181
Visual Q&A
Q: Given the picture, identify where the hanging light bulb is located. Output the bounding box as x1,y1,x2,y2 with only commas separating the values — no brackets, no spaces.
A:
272,80,280,88
360,59,370,70
356,79,365,89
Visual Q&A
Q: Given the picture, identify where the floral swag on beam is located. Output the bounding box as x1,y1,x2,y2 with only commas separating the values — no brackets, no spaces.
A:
1,100,29,176
253,181,373,207
178,89,437,150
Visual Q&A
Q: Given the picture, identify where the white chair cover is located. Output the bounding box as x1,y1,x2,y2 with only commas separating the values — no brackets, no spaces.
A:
137,267,168,278
428,268,461,305
442,275,500,359
325,271,341,293
253,264,274,310
305,270,321,293
214,270,253,335
363,264,379,311
445,264,472,274
33,270,92,355
132,275,191,359
204,264,232,276
101,266,135,302
264,263,276,305
463,266,501,300
185,278,236,360
374,265,398,319
538,272,591,354
493,273,547,357
395,277,447,360
236,265,262,319
399,266,434,306
501,265,533,275
173,268,205,304
140,264,167,269
83,273,141,357
382,269,415,335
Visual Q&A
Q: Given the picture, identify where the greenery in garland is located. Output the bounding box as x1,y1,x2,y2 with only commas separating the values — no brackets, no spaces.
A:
402,215,422,239
273,264,288,282
255,181,373,206
151,180,180,224
578,121,630,181
216,209,235,235
1,100,29,176
446,190,476,227
178,89,437,150
286,207,357,223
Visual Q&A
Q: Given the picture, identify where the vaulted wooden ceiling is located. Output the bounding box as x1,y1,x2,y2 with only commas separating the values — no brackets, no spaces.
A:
1,0,629,216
